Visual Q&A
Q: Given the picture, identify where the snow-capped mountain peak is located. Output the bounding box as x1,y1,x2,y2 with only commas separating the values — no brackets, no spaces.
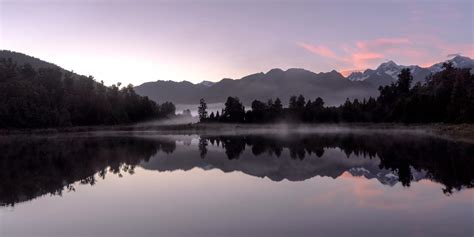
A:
429,55,474,73
377,60,398,70
346,55,474,86
198,80,215,87
347,71,369,81
376,60,402,79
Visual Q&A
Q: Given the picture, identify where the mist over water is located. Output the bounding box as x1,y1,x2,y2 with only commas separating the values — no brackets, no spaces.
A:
175,103,224,117
0,131,472,237
1,0,472,236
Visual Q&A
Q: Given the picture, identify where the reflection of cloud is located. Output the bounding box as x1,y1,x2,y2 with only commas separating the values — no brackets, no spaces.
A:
339,172,474,211
302,173,403,209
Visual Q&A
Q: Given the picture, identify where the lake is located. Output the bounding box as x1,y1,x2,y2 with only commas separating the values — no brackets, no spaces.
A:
0,131,473,237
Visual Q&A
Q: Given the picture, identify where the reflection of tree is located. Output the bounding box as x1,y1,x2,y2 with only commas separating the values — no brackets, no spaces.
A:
198,138,208,158
219,136,246,160
161,142,176,154
202,134,474,194
0,136,175,206
247,136,283,157
2,133,472,206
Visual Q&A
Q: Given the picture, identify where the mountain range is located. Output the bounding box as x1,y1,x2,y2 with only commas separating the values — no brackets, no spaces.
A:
347,55,474,85
1,50,472,106
135,55,474,105
135,68,378,105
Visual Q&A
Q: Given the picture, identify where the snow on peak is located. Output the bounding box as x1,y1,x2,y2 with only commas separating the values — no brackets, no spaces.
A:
429,55,474,73
374,61,403,79
377,60,398,70
347,71,369,81
198,80,215,87
345,56,473,82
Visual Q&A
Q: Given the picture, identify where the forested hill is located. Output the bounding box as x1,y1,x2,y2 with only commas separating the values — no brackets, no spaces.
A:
0,50,60,70
0,50,175,128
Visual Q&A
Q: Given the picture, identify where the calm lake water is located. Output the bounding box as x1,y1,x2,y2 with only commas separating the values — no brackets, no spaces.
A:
0,131,473,237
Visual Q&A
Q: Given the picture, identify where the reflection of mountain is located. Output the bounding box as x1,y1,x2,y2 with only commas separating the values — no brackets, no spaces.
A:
1,133,472,206
348,167,427,186
141,134,473,191
141,146,384,182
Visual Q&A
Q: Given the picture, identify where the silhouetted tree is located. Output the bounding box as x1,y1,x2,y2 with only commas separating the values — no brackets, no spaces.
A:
159,102,175,118
198,98,208,122
222,97,245,122
182,109,192,117
199,66,472,124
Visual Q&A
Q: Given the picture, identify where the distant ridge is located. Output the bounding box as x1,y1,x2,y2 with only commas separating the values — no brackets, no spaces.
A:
2,50,471,106
135,55,473,105
135,67,375,105
347,55,474,85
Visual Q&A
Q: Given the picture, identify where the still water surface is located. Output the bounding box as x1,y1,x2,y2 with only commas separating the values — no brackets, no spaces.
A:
0,132,473,237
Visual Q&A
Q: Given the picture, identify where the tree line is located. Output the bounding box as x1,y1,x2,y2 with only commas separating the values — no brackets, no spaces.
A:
0,58,176,128
198,63,474,124
197,134,473,193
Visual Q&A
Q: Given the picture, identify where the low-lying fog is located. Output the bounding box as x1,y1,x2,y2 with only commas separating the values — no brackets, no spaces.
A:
175,103,225,117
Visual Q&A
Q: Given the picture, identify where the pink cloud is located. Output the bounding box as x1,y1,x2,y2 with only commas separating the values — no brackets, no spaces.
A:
351,52,384,69
298,36,473,74
298,38,411,72
297,42,340,59
356,38,411,51
348,38,413,70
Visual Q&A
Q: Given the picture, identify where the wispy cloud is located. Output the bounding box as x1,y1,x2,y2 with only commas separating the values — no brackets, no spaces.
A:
355,38,411,51
297,42,341,60
298,38,408,73
298,36,473,75
447,53,461,58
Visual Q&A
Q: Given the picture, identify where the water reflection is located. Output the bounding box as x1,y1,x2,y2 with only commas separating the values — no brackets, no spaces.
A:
0,135,175,206
0,133,473,207
197,134,474,191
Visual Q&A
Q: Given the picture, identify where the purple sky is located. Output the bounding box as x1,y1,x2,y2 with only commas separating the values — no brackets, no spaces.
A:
1,0,473,85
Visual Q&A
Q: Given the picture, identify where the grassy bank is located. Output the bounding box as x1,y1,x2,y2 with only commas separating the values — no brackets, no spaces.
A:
1,123,473,143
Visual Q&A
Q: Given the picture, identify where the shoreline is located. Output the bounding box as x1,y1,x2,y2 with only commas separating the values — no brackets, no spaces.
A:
1,123,473,143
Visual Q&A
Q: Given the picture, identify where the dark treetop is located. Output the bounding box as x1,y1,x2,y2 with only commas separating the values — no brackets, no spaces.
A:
201,64,474,124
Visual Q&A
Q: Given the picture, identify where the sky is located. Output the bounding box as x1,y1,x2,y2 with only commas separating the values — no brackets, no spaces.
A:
0,0,473,86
